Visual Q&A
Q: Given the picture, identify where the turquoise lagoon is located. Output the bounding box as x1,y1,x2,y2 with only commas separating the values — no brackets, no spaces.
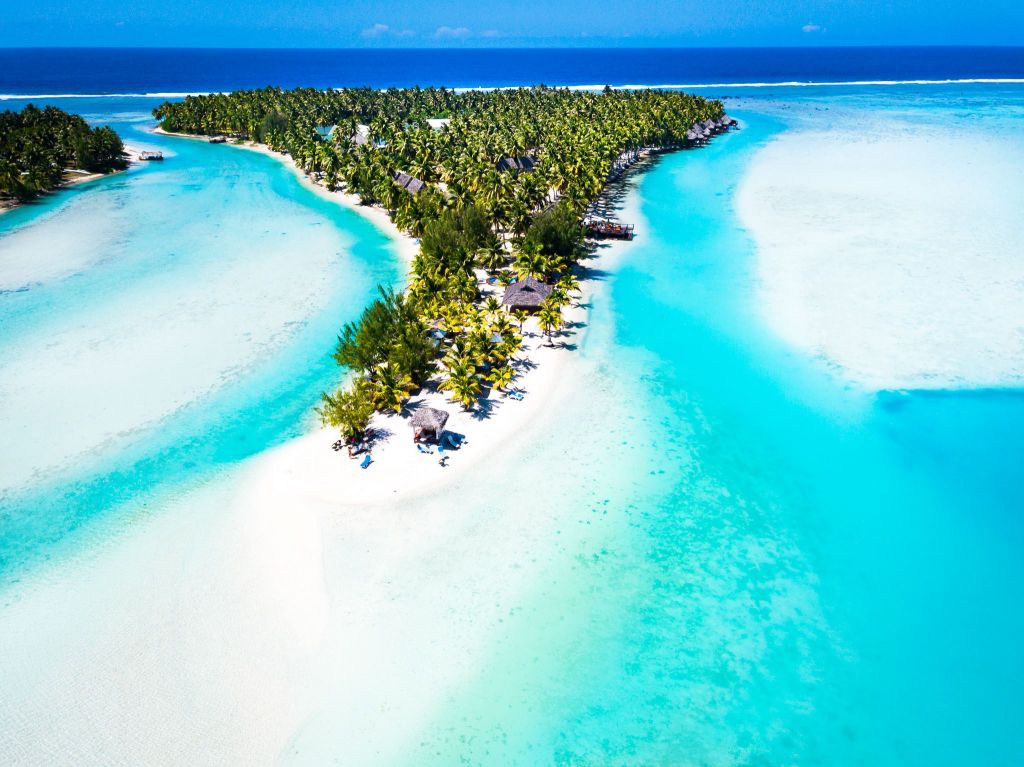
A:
0,98,403,579
2,90,1023,765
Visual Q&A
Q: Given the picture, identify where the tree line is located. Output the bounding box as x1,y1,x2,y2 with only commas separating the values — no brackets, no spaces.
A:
1,104,127,202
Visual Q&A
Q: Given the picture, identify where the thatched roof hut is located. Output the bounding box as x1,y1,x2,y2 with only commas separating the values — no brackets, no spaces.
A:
502,276,553,311
392,171,426,195
496,156,536,173
411,407,449,442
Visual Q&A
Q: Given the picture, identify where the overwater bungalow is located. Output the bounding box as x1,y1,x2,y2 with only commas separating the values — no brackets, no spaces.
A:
411,407,449,443
502,276,554,311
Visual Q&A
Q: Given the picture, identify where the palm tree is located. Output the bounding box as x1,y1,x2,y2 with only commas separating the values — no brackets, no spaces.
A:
557,273,581,301
440,369,481,411
482,296,502,316
537,304,562,347
511,309,529,333
475,245,507,273
372,364,414,413
513,241,549,281
488,364,516,392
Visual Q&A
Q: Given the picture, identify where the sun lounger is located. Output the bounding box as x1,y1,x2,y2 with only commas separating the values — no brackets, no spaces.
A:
417,443,432,454
440,432,465,449
360,454,373,469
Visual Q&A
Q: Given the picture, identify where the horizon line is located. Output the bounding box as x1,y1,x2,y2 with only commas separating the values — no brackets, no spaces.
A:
2,43,1024,51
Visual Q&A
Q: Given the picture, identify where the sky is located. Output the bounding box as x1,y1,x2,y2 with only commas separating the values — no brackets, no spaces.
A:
1,0,1022,48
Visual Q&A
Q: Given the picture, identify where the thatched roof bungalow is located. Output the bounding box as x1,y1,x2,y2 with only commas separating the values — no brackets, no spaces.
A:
496,156,536,173
502,276,553,312
392,170,426,195
411,407,449,442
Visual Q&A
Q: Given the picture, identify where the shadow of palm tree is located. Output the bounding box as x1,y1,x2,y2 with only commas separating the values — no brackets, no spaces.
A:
470,396,497,421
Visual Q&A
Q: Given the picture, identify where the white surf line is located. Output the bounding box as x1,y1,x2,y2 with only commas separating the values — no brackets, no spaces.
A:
455,79,1024,92
613,78,1024,88
6,78,1022,102
0,92,216,100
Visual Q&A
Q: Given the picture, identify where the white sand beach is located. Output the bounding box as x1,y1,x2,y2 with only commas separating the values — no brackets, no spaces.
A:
738,120,1024,391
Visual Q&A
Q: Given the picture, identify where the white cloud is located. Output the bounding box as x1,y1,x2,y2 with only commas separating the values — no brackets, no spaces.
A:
480,29,499,38
362,23,416,39
435,25,471,39
802,22,822,33
361,23,390,38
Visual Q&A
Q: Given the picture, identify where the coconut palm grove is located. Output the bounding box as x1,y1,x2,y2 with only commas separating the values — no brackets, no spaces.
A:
154,86,726,436
0,104,127,201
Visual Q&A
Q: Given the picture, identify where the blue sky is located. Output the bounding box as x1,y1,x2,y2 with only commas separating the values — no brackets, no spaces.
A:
2,0,1022,47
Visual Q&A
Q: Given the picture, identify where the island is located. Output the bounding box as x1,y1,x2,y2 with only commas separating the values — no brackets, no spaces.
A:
153,86,736,468
0,104,129,212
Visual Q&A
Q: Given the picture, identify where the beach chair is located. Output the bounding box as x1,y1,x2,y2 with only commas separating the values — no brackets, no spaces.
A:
360,454,373,469
441,432,465,450
507,389,525,401
417,443,432,454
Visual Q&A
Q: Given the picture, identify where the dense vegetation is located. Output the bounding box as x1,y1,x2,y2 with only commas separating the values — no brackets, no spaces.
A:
154,86,724,438
0,104,127,201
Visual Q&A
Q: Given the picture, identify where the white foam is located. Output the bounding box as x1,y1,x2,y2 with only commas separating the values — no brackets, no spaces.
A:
4,79,1022,101
0,92,213,100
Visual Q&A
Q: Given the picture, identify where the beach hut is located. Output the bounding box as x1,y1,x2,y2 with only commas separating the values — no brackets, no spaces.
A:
496,156,536,174
411,407,449,443
392,170,426,195
502,276,553,312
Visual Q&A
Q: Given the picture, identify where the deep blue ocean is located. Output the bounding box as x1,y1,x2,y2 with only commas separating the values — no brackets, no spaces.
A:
1,46,1023,94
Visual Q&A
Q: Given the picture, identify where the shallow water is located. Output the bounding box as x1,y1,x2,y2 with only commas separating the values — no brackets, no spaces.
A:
0,97,402,579
2,89,1023,766
377,93,1024,766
